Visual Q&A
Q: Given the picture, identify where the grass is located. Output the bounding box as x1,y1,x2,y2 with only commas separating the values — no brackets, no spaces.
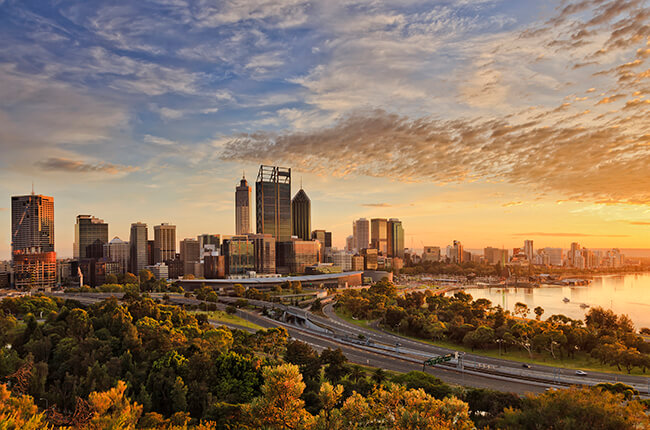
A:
190,310,264,331
333,308,650,377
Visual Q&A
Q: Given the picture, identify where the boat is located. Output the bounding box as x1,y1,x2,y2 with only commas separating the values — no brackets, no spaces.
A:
580,303,590,309
563,297,570,303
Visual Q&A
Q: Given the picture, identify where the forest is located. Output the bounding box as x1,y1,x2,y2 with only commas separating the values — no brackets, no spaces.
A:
0,292,649,429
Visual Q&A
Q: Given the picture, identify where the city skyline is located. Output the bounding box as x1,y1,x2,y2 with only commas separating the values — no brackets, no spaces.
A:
2,0,650,258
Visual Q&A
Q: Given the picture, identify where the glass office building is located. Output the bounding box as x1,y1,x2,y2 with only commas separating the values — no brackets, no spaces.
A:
256,165,291,241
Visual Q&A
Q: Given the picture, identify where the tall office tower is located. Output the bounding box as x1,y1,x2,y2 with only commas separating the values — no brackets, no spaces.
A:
180,238,201,276
387,218,404,258
353,218,369,251
235,175,252,235
198,234,220,249
543,247,563,266
104,237,130,274
291,188,311,240
370,218,388,255
11,193,56,289
248,233,276,274
523,240,534,262
256,165,291,241
74,215,108,259
129,222,148,275
153,223,176,263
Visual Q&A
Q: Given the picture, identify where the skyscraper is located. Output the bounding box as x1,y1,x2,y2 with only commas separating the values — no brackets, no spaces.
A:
352,218,369,251
256,165,291,241
129,222,148,275
523,239,534,262
291,188,311,241
11,193,56,289
370,218,388,255
235,175,252,235
387,218,404,258
74,215,108,259
153,223,176,263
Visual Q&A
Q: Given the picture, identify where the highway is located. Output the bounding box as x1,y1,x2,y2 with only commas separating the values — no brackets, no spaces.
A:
48,292,650,395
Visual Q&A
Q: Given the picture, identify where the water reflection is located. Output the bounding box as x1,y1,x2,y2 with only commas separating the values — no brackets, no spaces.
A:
450,273,650,329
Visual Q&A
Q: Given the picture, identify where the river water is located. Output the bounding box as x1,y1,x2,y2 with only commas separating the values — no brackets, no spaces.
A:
451,273,650,330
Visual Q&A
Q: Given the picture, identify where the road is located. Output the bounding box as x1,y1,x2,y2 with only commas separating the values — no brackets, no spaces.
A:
49,292,650,395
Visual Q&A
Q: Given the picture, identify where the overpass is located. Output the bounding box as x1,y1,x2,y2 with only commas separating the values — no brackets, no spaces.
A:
177,271,363,291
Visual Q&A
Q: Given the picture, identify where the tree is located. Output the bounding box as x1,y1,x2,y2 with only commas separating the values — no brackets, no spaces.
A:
499,386,650,429
534,306,544,321
320,348,349,383
514,302,530,319
0,383,49,429
123,272,138,285
244,364,314,430
233,284,245,297
86,380,143,429
284,340,321,385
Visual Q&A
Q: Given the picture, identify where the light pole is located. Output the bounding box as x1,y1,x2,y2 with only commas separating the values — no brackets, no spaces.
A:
496,339,504,356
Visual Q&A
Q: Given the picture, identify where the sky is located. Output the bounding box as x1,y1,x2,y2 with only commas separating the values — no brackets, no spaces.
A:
0,0,649,259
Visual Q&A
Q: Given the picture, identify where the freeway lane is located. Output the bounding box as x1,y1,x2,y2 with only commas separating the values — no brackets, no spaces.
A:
50,292,545,393
321,302,650,393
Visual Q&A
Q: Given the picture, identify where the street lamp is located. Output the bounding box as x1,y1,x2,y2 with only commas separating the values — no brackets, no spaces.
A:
496,339,504,356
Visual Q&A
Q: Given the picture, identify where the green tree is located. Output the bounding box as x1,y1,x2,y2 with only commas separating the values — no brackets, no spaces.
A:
499,386,650,429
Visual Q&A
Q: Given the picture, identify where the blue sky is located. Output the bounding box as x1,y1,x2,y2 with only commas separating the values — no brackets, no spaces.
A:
1,0,649,258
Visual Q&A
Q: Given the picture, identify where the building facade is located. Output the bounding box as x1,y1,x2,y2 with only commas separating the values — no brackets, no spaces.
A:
370,218,388,255
180,238,201,277
153,223,176,263
276,239,320,274
256,165,291,241
353,218,369,252
74,215,108,260
291,188,311,241
104,237,129,274
129,222,148,275
235,175,252,235
11,194,56,289
248,233,276,274
222,237,255,276
387,218,404,258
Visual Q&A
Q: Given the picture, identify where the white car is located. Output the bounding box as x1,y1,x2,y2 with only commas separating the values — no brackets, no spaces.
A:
575,370,587,376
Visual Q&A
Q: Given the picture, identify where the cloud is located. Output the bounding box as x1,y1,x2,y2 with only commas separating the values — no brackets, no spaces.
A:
220,108,650,204
596,94,626,104
143,135,178,146
513,232,630,238
627,221,650,226
361,203,393,208
35,157,137,175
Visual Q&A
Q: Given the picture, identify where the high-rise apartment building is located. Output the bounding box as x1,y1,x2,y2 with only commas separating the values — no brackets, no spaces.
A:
153,223,176,263
291,188,311,241
370,218,388,255
11,193,56,289
387,218,404,258
235,175,252,235
104,237,129,274
180,238,201,277
74,215,108,260
256,165,291,241
353,218,369,251
345,235,354,252
569,242,581,267
129,222,148,275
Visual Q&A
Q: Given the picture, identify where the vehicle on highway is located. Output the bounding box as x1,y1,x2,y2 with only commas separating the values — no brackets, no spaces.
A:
522,364,531,369
575,370,588,376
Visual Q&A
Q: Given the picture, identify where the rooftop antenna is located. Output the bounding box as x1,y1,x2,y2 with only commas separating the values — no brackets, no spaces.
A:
300,176,303,189
31,181,34,195
242,170,245,180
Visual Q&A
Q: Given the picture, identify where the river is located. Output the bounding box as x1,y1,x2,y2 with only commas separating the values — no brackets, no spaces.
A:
450,273,650,330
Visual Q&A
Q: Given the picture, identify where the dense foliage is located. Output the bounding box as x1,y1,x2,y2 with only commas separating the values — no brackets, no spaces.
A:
1,293,649,429
337,279,650,373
